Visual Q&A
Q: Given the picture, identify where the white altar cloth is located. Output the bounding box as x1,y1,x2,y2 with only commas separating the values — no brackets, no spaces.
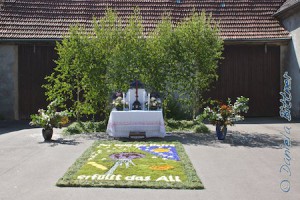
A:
106,110,166,138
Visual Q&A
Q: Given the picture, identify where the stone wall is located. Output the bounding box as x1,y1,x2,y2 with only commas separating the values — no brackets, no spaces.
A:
0,45,18,120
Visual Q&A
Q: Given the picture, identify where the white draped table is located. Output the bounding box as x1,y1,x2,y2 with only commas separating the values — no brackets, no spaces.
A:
106,110,166,138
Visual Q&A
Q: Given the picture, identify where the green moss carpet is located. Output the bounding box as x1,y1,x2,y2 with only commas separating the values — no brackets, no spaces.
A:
57,141,203,189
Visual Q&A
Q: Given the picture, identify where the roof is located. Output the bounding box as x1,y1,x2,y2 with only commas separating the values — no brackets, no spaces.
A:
274,0,300,17
0,0,290,41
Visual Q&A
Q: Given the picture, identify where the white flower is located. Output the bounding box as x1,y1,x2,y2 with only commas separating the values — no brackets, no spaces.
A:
216,114,222,120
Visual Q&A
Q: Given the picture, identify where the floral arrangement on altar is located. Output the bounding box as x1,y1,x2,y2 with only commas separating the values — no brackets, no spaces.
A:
112,95,128,111
29,98,70,130
145,96,162,110
201,96,249,127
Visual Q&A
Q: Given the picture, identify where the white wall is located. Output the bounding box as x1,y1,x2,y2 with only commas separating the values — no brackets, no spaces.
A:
280,11,300,118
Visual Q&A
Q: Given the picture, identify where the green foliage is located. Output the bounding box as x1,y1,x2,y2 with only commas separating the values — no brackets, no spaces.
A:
92,9,123,116
108,9,146,92
143,16,174,93
44,9,223,121
56,141,204,189
193,124,210,134
171,12,223,119
29,98,70,129
63,121,107,135
64,119,210,135
44,26,101,120
165,119,210,133
201,96,250,127
165,95,192,120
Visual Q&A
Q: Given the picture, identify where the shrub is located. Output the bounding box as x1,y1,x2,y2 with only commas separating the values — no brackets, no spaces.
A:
63,121,107,135
193,124,210,134
165,119,209,133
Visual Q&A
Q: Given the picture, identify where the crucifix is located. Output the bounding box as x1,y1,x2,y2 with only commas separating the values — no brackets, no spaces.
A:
132,79,141,110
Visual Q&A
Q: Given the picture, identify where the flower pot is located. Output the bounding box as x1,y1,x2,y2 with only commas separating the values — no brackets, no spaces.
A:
216,124,227,140
42,128,53,141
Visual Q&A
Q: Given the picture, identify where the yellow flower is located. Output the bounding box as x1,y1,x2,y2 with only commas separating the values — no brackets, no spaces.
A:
60,116,69,125
152,148,170,153
149,165,174,171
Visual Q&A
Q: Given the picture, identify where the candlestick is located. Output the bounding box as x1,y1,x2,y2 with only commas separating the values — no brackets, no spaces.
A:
123,92,125,110
128,90,131,110
135,80,138,100
132,80,141,110
148,93,150,110
143,90,145,110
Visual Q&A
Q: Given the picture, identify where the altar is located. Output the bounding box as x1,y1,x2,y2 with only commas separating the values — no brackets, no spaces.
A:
106,110,166,138
106,80,166,138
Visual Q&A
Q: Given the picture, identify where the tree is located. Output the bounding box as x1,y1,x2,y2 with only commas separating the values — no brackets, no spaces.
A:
143,15,176,117
171,11,223,119
44,26,94,120
107,9,146,92
92,9,123,118
44,9,223,121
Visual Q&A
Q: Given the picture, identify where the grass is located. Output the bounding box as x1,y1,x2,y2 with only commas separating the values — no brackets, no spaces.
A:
62,121,106,135
165,119,210,133
63,119,210,135
56,141,204,189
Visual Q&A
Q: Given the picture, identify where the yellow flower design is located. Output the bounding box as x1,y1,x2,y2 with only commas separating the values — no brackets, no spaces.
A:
149,165,174,171
152,148,170,153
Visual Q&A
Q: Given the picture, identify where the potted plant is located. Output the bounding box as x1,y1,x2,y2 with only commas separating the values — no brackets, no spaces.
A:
201,96,249,140
29,98,70,141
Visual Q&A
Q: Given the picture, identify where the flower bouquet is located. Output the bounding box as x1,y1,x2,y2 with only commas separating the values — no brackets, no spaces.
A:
145,96,162,110
201,96,249,139
112,96,128,111
29,98,70,140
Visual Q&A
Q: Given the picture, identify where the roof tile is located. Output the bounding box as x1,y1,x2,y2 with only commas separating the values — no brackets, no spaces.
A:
0,0,290,40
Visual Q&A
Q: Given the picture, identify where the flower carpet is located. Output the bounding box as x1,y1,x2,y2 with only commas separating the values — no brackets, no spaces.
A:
57,141,203,189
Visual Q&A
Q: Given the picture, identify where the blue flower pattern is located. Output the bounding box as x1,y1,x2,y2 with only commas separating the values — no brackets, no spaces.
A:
138,145,180,161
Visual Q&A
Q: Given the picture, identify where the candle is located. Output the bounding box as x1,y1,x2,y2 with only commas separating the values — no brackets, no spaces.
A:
123,92,125,110
135,80,138,100
148,93,150,110
128,90,131,110
143,91,145,110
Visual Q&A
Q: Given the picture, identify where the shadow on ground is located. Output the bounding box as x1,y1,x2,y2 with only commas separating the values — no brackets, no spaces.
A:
216,117,300,124
0,120,31,135
38,138,81,147
87,131,300,149
2,120,299,149
164,131,300,149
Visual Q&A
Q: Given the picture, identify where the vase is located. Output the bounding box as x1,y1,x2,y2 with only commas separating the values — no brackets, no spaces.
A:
149,106,157,111
216,124,227,140
42,128,53,141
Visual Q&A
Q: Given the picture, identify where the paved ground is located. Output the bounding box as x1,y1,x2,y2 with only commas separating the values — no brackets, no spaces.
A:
0,118,300,200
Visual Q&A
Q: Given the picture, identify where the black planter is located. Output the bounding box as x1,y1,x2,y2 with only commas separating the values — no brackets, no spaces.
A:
42,128,53,141
216,124,227,140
